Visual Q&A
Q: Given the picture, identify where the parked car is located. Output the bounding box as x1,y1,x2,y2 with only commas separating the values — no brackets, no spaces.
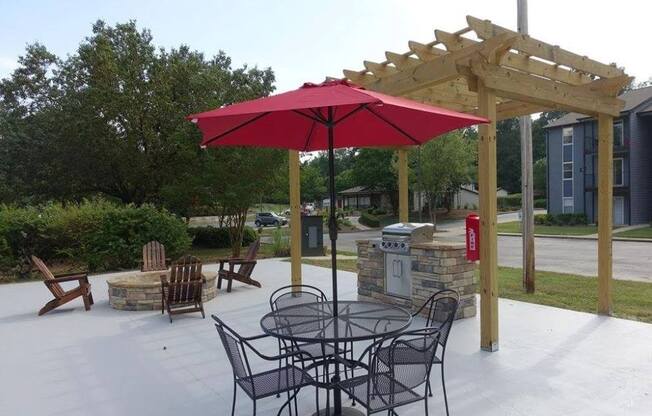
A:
255,212,288,227
303,202,315,213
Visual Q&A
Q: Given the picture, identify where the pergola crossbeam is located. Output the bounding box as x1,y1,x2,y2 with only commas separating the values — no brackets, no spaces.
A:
467,15,624,79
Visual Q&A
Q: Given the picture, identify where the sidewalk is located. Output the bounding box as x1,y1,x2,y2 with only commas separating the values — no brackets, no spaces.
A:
498,223,652,243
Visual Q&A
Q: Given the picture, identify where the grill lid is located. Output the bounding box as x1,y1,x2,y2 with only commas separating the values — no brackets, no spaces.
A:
381,222,434,243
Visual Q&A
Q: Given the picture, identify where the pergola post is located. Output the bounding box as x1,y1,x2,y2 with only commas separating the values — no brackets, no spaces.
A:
477,79,499,352
398,148,409,222
289,150,302,287
597,114,613,315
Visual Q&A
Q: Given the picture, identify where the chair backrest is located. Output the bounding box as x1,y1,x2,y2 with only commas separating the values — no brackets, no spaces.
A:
167,255,202,304
142,241,167,272
419,289,459,348
269,284,327,311
372,327,441,392
237,239,260,277
213,316,253,388
31,255,65,298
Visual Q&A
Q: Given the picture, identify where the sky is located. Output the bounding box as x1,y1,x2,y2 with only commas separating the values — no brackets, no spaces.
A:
0,0,650,93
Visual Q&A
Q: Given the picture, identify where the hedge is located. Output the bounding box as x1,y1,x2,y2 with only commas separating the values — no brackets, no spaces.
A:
497,194,521,211
534,213,588,226
189,225,257,248
359,212,380,228
534,198,547,209
0,200,191,275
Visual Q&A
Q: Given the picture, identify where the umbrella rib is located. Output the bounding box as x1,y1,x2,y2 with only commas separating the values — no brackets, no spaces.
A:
202,111,272,146
333,104,368,126
364,106,420,145
301,120,318,152
293,109,326,125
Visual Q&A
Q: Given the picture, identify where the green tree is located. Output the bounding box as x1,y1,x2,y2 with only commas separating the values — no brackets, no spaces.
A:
352,148,398,213
0,21,275,219
300,163,327,203
409,132,475,228
533,157,547,196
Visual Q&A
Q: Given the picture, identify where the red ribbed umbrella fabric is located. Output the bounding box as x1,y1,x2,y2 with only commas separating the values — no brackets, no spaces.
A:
188,79,488,150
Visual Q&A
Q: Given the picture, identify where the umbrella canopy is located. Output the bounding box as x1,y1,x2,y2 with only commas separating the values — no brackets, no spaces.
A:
188,79,488,150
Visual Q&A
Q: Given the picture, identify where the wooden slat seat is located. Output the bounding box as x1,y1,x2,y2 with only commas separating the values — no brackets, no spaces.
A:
161,255,205,323
140,241,170,272
32,255,94,316
217,239,261,292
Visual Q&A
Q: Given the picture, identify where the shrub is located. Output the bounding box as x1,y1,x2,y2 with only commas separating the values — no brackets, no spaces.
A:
0,200,191,274
497,194,522,211
534,198,547,209
534,213,588,226
270,227,290,257
189,226,257,249
359,212,380,228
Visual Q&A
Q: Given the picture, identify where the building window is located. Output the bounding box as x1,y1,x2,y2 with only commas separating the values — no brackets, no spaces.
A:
614,158,624,187
613,121,624,147
562,127,573,212
359,196,371,207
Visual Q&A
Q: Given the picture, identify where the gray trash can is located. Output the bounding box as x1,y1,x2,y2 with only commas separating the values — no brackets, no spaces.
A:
301,215,324,256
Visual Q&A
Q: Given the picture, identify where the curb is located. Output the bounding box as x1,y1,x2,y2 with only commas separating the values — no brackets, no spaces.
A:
498,233,652,243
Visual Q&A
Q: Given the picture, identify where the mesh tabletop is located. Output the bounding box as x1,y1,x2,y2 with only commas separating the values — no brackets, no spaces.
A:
260,301,412,343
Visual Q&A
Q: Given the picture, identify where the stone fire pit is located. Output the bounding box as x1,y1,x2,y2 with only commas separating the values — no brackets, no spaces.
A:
107,270,218,311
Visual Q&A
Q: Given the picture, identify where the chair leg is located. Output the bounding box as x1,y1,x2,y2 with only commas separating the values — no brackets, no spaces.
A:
38,299,61,316
425,393,430,416
441,364,449,416
217,274,223,289
227,277,233,293
231,381,237,416
427,379,433,397
253,398,256,416
82,294,91,311
88,292,94,305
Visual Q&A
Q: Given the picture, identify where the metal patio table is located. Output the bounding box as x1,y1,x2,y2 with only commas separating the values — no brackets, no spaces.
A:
260,300,412,416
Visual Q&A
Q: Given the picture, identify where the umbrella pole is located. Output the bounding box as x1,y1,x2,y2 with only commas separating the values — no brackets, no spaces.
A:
327,107,344,415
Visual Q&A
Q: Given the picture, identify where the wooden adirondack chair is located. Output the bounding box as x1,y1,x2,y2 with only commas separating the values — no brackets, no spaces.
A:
217,239,261,292
140,241,170,272
161,255,205,323
32,256,94,316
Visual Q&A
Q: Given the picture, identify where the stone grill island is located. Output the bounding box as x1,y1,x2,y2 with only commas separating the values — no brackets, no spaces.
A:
356,229,477,320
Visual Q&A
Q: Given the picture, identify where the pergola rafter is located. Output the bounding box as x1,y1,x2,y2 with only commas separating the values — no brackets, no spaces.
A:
341,15,630,118
332,15,631,352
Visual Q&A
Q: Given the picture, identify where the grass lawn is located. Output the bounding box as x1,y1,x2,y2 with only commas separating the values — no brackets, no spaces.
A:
488,266,652,323
614,225,652,239
188,243,276,263
301,258,652,324
498,221,598,236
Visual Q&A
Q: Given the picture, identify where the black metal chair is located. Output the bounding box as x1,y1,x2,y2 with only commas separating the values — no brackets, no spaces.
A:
338,327,442,415
269,285,354,407
379,289,459,415
213,315,319,416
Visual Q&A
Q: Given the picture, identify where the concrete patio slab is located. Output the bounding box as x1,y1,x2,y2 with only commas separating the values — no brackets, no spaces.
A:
1,259,650,415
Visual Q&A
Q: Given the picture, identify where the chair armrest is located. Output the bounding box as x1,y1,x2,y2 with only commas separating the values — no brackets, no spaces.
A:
48,274,89,284
53,271,88,279
229,259,256,266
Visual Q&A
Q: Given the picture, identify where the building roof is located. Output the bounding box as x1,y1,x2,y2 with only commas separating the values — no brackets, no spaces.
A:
545,85,652,128
339,185,383,195
638,101,652,115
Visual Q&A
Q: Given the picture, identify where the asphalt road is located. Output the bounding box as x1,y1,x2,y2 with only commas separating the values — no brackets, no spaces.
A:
326,213,652,283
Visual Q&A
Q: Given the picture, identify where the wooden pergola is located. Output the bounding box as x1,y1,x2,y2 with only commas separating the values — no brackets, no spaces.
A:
288,16,630,352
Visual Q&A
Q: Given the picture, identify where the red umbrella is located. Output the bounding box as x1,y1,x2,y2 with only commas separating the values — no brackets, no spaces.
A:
188,78,487,304
189,79,487,415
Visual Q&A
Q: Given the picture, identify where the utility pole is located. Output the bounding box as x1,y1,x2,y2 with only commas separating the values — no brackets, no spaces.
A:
518,0,535,293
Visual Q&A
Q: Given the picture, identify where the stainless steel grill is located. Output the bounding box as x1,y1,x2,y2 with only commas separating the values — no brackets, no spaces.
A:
380,222,434,254
380,223,434,299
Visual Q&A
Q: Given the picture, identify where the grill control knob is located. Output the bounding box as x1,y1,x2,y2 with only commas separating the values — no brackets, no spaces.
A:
400,242,406,249
393,242,399,248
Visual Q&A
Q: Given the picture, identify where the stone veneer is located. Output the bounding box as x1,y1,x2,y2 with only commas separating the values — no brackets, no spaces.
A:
107,271,218,311
357,239,477,320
